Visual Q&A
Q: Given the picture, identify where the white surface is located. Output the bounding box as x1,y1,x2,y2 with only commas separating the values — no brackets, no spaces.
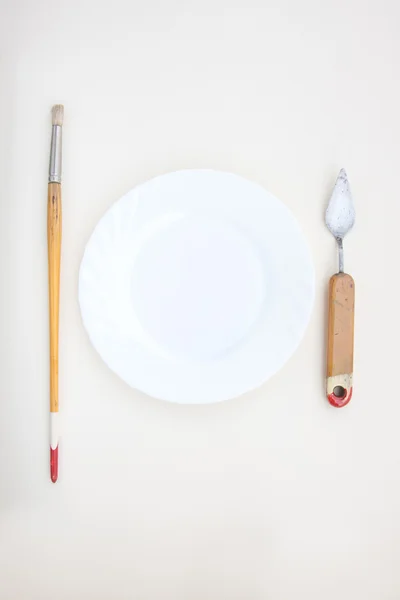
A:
1,1,400,599
79,170,314,403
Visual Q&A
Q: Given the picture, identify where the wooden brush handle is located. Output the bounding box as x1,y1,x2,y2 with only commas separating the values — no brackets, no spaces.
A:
326,273,355,407
48,182,62,413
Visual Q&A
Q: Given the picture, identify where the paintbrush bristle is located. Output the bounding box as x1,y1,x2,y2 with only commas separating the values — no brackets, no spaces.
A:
52,104,64,126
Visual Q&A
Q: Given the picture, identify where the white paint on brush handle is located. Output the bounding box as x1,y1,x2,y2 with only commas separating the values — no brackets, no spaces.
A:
326,373,353,395
50,412,60,450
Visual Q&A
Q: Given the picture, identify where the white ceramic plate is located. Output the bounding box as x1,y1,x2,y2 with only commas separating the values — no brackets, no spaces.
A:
79,170,314,403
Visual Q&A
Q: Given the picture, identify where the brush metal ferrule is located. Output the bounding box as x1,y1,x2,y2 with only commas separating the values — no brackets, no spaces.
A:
49,125,62,183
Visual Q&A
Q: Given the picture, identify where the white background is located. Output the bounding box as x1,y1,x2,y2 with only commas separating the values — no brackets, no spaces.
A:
0,1,399,598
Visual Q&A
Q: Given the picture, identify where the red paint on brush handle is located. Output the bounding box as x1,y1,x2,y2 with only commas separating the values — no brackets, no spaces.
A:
327,386,353,408
50,446,58,483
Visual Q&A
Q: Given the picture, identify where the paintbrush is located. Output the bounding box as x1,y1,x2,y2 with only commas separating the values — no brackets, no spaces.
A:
48,104,63,482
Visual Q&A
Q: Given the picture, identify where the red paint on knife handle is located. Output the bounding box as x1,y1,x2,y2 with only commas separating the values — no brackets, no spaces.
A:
327,386,353,408
50,446,58,483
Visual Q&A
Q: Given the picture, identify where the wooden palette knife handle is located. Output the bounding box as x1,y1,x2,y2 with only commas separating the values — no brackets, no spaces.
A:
326,273,355,408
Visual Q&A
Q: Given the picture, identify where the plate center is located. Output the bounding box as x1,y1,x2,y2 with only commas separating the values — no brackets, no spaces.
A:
130,214,266,361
